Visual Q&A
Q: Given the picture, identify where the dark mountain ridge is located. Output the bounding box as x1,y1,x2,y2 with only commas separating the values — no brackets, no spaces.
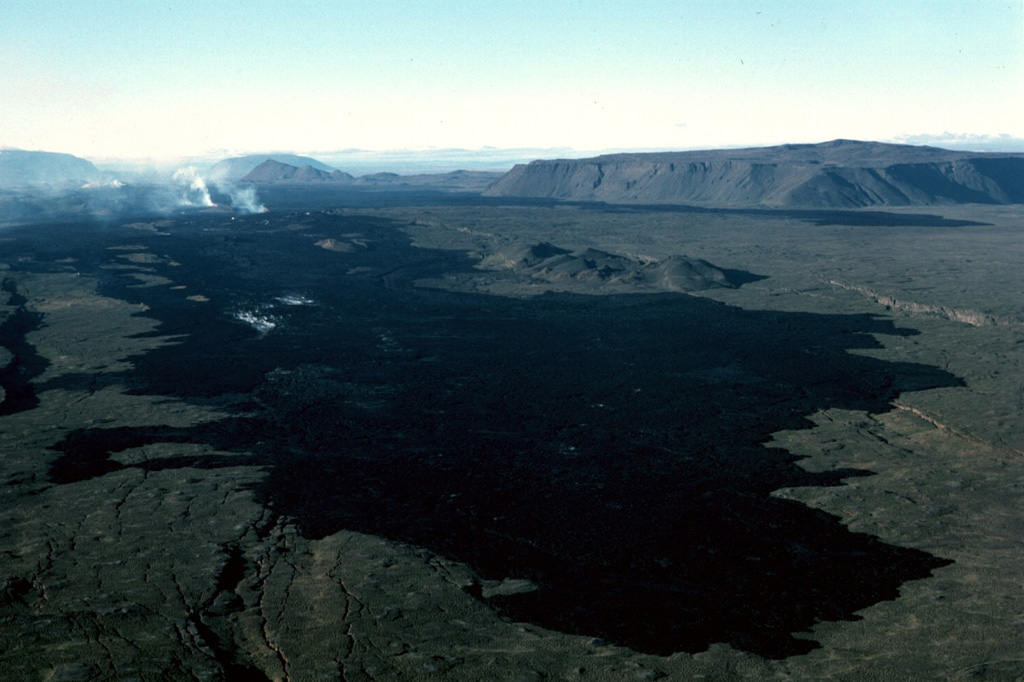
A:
484,139,1024,208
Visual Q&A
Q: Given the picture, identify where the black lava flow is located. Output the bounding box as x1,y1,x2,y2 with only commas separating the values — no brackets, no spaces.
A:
0,279,48,416
15,209,961,659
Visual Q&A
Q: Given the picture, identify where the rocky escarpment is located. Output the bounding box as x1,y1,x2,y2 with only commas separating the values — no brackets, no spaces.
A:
484,140,1024,208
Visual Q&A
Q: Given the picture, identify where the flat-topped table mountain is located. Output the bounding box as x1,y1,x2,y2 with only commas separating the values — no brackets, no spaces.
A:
484,139,1024,208
0,149,103,188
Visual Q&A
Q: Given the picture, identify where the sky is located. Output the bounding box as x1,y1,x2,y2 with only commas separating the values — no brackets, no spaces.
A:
1,0,1022,163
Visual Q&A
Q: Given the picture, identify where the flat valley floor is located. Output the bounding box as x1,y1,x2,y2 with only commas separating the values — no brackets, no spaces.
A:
2,193,1023,680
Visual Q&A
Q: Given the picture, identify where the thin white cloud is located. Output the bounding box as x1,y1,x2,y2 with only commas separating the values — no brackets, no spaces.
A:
889,133,1024,152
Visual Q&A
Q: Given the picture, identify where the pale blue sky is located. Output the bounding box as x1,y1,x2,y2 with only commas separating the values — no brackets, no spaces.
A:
2,0,1021,161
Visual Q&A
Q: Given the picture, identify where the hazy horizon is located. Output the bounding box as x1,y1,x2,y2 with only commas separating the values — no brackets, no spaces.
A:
7,133,1024,180
2,1,1021,164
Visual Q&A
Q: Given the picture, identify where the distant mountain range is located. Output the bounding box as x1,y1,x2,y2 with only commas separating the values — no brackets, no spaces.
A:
484,140,1024,208
239,159,501,192
0,149,103,188
5,141,1024,209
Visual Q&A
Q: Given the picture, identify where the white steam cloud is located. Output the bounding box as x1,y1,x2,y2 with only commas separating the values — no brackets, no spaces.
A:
172,167,215,207
170,167,268,214
218,184,267,214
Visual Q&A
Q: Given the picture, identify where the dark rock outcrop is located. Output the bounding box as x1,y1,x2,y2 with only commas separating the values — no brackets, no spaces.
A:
477,242,737,292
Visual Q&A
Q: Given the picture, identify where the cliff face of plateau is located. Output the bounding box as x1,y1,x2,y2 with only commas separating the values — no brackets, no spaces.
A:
484,140,1024,207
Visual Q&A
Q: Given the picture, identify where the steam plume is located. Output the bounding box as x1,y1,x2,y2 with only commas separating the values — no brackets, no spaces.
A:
216,183,267,214
172,167,215,207
170,167,268,214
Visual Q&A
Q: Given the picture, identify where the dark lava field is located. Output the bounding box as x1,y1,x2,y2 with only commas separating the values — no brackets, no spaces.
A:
2,190,1024,680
